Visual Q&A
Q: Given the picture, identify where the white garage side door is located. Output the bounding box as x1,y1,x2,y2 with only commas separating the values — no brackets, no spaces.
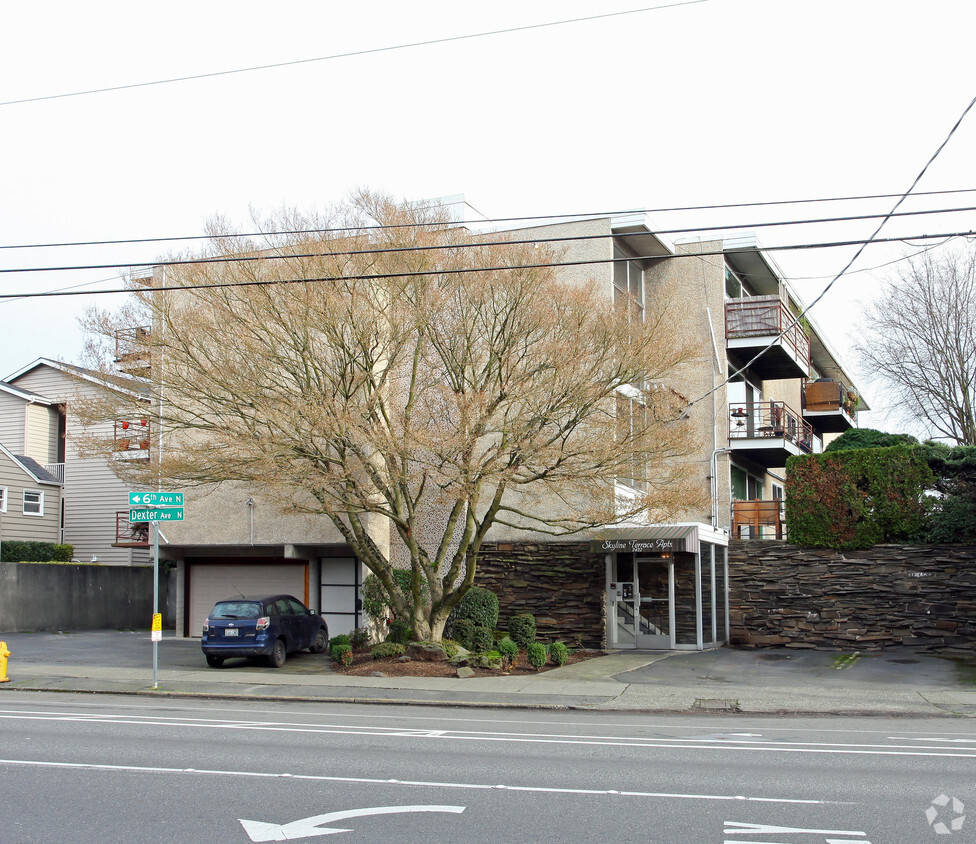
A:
188,562,307,638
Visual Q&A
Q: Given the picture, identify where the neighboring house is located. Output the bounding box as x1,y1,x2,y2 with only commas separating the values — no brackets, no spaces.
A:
0,441,63,548
108,213,864,648
0,363,151,566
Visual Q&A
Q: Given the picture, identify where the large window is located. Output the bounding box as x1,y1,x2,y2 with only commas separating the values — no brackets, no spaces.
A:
616,392,648,491
613,246,643,323
23,490,43,516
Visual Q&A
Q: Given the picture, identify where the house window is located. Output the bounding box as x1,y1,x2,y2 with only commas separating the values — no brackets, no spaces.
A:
725,264,753,299
613,246,643,323
0,487,6,513
23,490,44,516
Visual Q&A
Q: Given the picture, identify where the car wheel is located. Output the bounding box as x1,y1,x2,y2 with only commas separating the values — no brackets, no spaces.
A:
267,638,287,668
309,628,328,654
206,654,224,668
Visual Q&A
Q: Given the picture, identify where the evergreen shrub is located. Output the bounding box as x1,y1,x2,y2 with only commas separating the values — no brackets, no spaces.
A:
526,642,547,670
509,613,537,648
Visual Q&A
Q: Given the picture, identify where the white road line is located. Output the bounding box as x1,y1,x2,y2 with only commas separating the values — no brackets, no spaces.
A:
0,758,839,804
3,711,976,758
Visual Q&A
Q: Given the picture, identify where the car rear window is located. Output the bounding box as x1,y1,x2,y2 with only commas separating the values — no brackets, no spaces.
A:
211,601,262,619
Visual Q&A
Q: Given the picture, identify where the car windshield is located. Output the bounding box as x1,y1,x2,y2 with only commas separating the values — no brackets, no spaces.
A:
211,601,262,620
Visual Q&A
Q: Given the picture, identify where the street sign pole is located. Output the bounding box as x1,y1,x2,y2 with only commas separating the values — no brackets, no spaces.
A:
153,520,159,689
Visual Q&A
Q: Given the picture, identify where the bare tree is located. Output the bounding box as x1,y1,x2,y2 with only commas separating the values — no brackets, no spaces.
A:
855,247,976,445
79,192,703,641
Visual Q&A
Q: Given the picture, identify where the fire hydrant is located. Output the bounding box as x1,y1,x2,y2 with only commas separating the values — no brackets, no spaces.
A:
0,641,10,683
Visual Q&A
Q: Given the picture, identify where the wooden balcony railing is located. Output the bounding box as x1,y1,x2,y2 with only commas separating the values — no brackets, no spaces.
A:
803,379,858,416
725,296,810,368
116,511,149,547
114,326,151,375
729,401,814,452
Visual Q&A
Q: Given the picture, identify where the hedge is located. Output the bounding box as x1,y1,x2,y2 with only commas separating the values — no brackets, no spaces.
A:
0,541,74,562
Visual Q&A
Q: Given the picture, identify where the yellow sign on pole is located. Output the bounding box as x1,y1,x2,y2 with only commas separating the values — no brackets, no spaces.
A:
151,612,162,642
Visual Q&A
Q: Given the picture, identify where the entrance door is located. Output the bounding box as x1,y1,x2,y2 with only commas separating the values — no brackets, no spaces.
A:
636,558,673,649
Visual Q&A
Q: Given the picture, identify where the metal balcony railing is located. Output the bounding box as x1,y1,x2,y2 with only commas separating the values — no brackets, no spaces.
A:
116,511,150,547
729,401,814,452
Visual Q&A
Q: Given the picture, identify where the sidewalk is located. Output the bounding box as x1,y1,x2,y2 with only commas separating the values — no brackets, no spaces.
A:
2,630,975,717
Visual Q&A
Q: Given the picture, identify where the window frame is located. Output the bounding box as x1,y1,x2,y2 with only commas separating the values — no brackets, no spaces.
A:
23,489,44,517
613,245,644,324
0,486,7,513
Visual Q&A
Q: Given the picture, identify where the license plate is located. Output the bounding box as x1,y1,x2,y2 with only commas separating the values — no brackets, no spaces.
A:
224,628,239,637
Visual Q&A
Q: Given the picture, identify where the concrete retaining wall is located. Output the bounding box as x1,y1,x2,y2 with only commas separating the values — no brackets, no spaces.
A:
729,541,976,653
0,562,172,632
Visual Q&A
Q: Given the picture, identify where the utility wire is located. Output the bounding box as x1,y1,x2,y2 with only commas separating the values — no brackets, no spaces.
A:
690,92,976,407
2,229,974,301
3,206,976,277
1,187,974,252
0,1,708,108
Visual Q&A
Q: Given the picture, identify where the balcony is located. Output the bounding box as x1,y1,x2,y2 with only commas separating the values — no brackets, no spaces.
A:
725,296,810,379
114,326,151,377
44,463,65,484
732,499,785,539
729,401,816,468
114,419,151,461
115,511,149,547
802,379,858,433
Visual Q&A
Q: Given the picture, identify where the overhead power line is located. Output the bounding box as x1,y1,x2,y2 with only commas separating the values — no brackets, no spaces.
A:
1,187,975,252
0,1,708,108
3,206,976,277
1,229,974,301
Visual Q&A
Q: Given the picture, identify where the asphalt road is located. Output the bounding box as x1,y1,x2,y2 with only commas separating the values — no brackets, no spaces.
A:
1,691,975,842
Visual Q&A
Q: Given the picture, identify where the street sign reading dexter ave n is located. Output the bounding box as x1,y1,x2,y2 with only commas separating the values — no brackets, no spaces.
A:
129,491,183,507
129,507,184,523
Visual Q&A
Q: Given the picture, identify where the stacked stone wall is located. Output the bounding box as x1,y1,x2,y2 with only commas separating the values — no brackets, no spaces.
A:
475,542,605,650
730,541,976,653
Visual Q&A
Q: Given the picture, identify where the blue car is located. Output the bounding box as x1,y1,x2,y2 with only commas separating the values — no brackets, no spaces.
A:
201,594,329,668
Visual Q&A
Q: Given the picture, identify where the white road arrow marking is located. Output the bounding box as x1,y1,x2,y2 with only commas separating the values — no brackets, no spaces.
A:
238,805,466,842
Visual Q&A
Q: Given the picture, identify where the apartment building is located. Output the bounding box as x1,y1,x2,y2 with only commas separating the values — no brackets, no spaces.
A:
105,212,862,649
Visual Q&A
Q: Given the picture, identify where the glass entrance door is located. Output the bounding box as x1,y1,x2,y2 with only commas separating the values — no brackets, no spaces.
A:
636,558,673,649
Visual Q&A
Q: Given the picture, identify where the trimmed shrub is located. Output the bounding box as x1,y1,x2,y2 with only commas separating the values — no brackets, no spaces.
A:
386,619,414,645
497,637,518,666
509,613,537,648
0,541,74,563
455,587,500,629
471,625,494,653
452,618,475,650
328,634,351,651
331,643,353,667
349,627,370,649
786,445,934,549
371,642,406,659
927,494,976,543
548,641,569,666
527,642,547,670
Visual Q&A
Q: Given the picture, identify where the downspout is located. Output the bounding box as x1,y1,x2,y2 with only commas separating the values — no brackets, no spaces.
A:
705,307,724,528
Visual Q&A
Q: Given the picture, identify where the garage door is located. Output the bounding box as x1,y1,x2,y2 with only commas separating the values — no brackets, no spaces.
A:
187,561,308,637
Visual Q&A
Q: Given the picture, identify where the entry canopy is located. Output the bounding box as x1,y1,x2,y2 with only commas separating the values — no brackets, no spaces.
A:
589,523,729,555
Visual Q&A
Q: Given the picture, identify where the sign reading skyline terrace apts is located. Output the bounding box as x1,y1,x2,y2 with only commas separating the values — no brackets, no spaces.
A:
129,491,183,507
589,537,685,554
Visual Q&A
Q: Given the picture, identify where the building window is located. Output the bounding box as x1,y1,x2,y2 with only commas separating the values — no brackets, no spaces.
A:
613,246,644,323
725,264,753,299
616,392,648,491
0,487,6,513
24,490,44,516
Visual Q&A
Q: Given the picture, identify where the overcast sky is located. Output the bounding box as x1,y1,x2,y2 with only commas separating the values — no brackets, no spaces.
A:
2,0,974,434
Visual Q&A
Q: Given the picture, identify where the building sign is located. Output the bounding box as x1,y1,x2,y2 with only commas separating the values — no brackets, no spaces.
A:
590,537,686,554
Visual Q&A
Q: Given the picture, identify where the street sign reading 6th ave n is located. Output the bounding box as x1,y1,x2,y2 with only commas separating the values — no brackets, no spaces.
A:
129,491,183,507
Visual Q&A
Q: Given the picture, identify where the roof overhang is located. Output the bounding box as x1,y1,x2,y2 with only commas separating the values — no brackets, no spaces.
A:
589,522,728,554
611,213,675,260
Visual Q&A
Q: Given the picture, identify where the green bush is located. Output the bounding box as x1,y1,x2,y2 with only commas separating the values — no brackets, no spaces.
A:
328,634,351,651
786,445,934,549
509,613,537,648
497,637,518,666
349,627,370,649
548,641,569,666
0,541,74,563
527,642,547,670
927,494,976,543
331,643,353,667
386,619,414,645
371,642,406,659
824,428,918,452
470,625,494,653
452,618,475,650
441,639,460,659
455,587,500,629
